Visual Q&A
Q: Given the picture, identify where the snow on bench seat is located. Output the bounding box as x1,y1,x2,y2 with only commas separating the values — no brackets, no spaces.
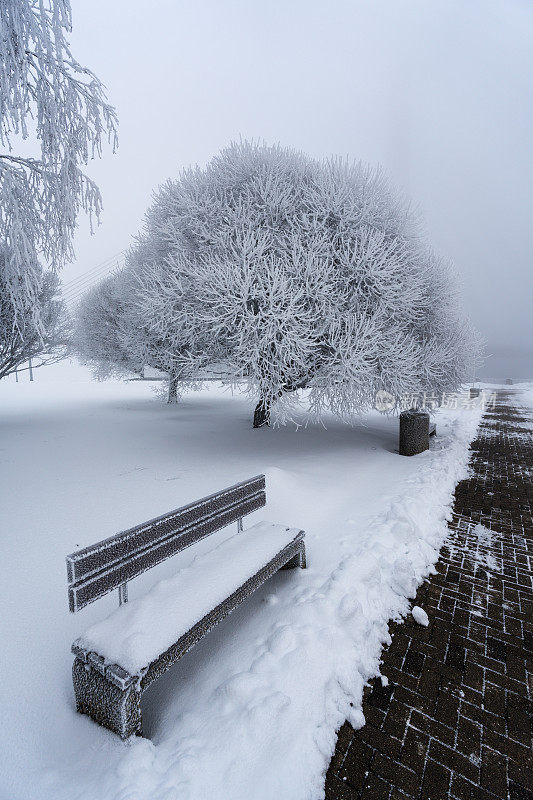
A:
77,522,302,676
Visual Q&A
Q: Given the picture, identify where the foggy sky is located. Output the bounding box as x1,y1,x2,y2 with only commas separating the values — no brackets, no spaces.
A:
64,0,532,380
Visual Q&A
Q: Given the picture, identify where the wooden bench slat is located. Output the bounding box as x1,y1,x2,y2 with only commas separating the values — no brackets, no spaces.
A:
68,491,266,612
67,475,265,586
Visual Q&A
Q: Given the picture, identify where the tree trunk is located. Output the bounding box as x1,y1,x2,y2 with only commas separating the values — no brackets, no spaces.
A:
167,374,178,404
252,383,301,428
253,398,271,428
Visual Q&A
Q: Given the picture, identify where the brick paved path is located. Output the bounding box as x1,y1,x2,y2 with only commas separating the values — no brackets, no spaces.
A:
325,391,532,800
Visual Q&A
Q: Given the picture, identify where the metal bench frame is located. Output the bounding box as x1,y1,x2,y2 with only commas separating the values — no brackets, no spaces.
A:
66,475,305,739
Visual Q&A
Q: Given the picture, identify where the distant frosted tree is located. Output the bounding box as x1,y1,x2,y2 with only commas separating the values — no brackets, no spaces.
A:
75,256,204,402
125,141,479,426
74,270,140,380
0,0,117,330
0,249,69,380
124,237,217,402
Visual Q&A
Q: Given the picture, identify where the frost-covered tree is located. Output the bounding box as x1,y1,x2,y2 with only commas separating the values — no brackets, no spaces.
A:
0,0,117,330
123,141,478,426
0,248,69,380
125,239,219,402
74,264,196,402
74,270,140,379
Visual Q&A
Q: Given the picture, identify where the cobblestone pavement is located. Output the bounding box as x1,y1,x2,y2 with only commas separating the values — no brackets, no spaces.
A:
325,391,532,800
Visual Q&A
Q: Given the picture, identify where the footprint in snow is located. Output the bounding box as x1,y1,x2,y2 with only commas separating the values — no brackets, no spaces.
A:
267,625,297,657
265,593,279,605
338,594,363,621
215,672,264,706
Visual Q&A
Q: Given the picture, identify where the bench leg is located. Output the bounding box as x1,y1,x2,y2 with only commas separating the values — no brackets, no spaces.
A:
72,659,142,739
280,542,306,570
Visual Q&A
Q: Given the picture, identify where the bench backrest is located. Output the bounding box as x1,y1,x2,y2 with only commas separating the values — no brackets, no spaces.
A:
66,475,266,612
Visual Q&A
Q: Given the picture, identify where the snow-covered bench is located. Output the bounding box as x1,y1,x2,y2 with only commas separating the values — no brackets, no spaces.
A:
65,475,305,739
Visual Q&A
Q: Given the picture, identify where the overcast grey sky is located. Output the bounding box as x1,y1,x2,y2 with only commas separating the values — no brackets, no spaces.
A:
64,0,532,380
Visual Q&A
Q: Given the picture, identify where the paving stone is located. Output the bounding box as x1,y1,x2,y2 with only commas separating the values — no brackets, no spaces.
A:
326,392,533,800
328,722,354,773
339,738,374,788
420,758,451,800
450,773,495,800
363,722,404,760
428,738,479,783
367,680,394,711
434,689,460,728
382,709,407,741
508,780,533,800
400,726,429,774
364,703,386,729
402,647,425,678
486,636,507,662
371,753,418,795
456,715,481,761
409,708,456,747
480,746,508,798
359,773,393,800
324,771,360,800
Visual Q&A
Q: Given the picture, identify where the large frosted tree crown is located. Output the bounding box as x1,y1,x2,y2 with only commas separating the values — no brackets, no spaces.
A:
79,141,479,424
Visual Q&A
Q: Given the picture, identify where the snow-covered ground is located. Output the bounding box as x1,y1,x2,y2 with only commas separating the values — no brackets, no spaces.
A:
0,363,484,800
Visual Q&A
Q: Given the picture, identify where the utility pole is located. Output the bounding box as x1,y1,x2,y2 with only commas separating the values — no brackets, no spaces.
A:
28,358,34,382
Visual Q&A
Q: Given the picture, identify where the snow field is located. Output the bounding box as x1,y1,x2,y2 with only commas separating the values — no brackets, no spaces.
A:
0,364,482,800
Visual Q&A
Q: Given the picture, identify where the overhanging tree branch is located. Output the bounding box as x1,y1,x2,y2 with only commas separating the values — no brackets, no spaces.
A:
0,0,117,332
